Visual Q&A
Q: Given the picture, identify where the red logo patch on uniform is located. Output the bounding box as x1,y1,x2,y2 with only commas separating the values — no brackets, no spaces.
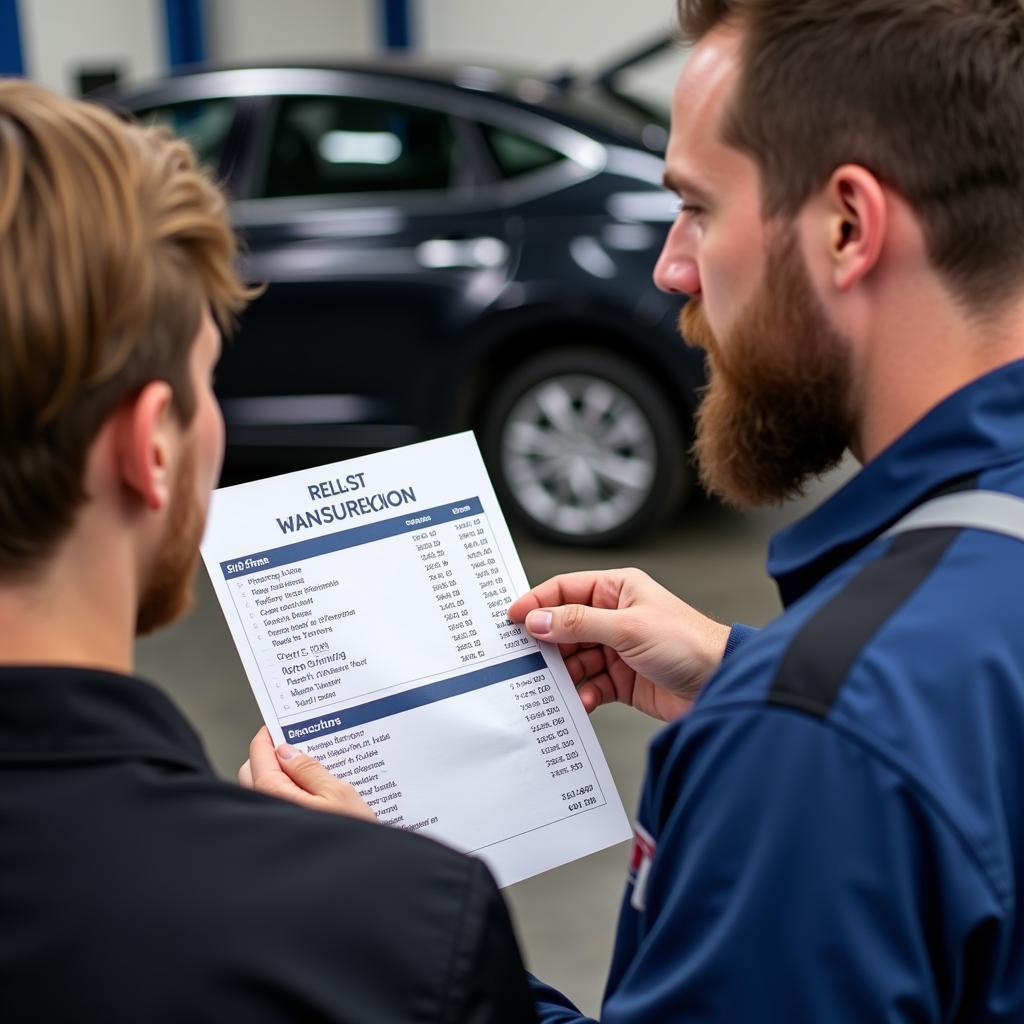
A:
628,824,655,911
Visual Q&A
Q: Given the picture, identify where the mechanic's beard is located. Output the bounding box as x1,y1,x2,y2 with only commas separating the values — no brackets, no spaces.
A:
136,444,204,637
681,231,853,508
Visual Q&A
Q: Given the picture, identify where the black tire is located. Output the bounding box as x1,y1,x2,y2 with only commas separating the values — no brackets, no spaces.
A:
480,347,691,546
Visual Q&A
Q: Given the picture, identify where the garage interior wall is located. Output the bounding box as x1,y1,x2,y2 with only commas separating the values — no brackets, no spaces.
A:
19,0,163,94
16,0,377,94
207,0,376,64
418,0,679,68
15,0,683,94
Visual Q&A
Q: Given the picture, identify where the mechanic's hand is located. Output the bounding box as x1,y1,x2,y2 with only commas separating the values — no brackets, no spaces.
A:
239,726,376,822
508,568,730,722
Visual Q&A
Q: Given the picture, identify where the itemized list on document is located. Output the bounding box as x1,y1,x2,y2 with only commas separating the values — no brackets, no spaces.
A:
201,433,630,886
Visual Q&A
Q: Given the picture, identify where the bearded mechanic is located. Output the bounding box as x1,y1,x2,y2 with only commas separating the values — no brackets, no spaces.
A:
234,0,1024,1017
509,1,1024,1020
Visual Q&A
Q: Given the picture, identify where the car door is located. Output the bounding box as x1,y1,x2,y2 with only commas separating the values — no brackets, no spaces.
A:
221,82,515,454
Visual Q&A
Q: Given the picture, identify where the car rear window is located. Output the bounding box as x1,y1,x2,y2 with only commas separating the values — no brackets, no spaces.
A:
135,98,236,169
260,94,457,198
480,124,565,179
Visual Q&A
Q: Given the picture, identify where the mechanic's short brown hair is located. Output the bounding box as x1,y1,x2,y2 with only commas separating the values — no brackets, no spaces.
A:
677,0,1024,312
0,79,254,575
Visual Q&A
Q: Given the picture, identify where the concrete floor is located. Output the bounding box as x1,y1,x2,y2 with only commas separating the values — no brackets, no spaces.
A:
136,460,854,1017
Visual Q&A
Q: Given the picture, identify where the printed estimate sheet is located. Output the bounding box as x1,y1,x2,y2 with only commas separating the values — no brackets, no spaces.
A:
201,432,630,886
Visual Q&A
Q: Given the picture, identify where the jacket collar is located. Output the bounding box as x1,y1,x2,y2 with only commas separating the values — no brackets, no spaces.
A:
768,358,1024,606
0,665,210,771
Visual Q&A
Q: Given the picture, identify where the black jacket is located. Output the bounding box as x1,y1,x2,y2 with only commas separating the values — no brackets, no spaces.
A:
0,667,536,1023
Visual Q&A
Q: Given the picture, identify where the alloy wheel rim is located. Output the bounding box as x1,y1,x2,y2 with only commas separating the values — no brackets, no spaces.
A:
500,373,657,537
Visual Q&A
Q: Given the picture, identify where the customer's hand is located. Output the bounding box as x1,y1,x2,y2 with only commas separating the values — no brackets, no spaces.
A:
508,568,730,722
239,726,376,821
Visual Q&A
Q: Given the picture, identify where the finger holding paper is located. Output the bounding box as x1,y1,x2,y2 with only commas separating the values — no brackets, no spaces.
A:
240,727,377,822
508,568,730,722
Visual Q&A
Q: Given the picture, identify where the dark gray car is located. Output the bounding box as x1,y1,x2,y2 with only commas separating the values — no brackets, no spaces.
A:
101,41,702,545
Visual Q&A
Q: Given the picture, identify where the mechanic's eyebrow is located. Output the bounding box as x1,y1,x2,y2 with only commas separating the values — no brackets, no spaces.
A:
662,168,712,205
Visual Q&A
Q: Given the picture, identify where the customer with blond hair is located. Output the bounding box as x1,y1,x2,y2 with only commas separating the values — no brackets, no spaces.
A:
0,79,533,1024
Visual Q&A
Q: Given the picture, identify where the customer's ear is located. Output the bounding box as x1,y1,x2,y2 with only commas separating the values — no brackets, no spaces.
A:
115,381,177,512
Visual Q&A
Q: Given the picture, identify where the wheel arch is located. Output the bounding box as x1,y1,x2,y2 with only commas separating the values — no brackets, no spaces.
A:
458,307,702,443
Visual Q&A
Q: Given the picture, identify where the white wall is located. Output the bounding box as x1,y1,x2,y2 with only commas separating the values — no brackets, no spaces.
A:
19,0,681,98
21,0,163,94
417,0,679,70
417,0,683,112
208,0,376,64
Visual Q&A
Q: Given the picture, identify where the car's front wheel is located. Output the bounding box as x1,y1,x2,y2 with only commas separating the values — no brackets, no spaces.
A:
480,348,691,546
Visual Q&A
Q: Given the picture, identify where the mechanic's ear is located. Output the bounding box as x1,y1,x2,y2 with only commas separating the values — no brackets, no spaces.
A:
116,380,176,511
825,164,886,292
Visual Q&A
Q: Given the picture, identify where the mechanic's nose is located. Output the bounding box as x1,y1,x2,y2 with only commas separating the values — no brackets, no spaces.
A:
653,222,700,296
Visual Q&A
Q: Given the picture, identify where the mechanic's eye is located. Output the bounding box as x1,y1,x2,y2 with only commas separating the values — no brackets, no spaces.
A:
672,198,705,219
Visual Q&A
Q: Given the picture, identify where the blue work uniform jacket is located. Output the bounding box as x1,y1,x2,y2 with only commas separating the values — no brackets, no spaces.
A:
532,359,1024,1022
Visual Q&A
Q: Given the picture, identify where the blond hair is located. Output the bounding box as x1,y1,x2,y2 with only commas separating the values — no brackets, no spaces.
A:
0,79,255,573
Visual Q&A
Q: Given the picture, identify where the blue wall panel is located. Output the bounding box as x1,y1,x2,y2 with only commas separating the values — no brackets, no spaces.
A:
164,0,206,69
0,0,24,76
381,0,412,51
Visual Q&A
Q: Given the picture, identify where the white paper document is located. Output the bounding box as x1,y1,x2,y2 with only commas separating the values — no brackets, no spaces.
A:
201,432,631,886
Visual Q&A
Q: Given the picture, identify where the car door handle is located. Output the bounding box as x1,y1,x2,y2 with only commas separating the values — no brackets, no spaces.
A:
415,236,509,269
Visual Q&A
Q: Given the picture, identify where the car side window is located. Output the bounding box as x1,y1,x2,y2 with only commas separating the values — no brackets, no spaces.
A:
135,98,236,168
259,95,457,198
480,124,565,179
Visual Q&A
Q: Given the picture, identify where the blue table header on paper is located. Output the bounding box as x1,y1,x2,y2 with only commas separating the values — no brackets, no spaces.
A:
220,496,483,579
283,652,546,742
